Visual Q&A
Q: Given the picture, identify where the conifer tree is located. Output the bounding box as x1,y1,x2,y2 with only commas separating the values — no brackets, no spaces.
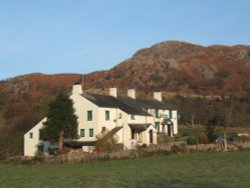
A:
40,93,78,151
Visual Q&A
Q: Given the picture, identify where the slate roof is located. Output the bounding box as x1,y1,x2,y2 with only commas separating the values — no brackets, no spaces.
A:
82,94,152,116
118,96,172,110
137,99,172,110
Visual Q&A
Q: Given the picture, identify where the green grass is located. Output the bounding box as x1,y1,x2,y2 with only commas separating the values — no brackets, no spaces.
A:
1,152,250,188
178,126,205,136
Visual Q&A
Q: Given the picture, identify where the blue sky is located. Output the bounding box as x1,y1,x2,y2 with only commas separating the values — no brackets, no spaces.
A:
0,0,250,80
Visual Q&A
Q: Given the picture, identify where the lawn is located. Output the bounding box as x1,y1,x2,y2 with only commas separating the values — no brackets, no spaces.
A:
0,152,250,188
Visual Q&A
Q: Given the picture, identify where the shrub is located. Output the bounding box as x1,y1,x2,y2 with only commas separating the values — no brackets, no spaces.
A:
198,134,209,144
238,136,250,142
181,132,189,137
174,134,181,141
171,143,187,153
205,124,217,143
157,135,175,144
136,144,147,150
186,136,197,145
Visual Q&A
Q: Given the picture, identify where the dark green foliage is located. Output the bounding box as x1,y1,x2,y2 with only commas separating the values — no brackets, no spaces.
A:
186,136,197,145
208,112,225,126
40,93,78,144
204,124,217,143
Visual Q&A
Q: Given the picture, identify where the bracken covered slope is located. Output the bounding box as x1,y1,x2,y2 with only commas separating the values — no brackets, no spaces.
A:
1,40,250,131
85,41,250,97
1,40,250,109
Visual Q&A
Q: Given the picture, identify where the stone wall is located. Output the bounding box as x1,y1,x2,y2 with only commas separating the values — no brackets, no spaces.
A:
6,141,250,164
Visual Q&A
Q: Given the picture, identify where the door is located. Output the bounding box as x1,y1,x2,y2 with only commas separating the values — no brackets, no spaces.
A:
167,125,172,136
149,130,153,144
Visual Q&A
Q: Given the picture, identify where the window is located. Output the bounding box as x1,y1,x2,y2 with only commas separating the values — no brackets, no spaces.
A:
39,129,42,140
87,111,93,121
89,129,94,137
131,115,135,120
169,110,173,119
105,110,110,121
29,132,33,139
80,129,85,137
118,113,122,119
155,122,160,132
156,109,160,118
131,129,135,139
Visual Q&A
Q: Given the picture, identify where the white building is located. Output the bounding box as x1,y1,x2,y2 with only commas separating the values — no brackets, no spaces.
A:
24,85,178,156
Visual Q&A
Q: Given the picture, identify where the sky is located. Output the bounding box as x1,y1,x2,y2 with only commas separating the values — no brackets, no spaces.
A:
0,0,250,80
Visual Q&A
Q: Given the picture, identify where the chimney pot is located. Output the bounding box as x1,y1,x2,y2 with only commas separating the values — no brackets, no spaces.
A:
72,85,83,95
128,89,136,99
110,88,117,97
153,92,162,101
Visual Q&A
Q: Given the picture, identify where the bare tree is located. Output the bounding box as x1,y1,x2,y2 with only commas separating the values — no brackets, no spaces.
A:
223,92,234,152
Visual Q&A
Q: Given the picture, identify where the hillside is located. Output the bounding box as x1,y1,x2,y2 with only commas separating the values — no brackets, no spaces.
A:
0,40,250,131
85,41,250,97
1,41,250,98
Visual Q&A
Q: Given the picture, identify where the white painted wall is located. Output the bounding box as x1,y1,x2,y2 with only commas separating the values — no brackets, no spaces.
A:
172,110,178,134
24,86,165,156
24,118,46,156
70,94,99,142
147,109,178,136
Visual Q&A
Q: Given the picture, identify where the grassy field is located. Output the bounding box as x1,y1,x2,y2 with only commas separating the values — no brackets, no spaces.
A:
1,152,250,188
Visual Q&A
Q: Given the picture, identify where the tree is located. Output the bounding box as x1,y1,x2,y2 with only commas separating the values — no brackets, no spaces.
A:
40,93,78,151
223,93,234,152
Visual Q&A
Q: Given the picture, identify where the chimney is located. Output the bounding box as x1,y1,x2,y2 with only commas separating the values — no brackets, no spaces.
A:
109,88,117,97
128,89,136,99
72,85,83,95
153,92,162,101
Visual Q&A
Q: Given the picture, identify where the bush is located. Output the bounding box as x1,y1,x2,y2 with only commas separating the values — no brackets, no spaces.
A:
198,134,209,144
181,132,189,137
238,136,250,142
136,144,147,150
174,134,181,141
186,136,197,145
171,143,187,153
157,135,175,144
205,124,217,143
